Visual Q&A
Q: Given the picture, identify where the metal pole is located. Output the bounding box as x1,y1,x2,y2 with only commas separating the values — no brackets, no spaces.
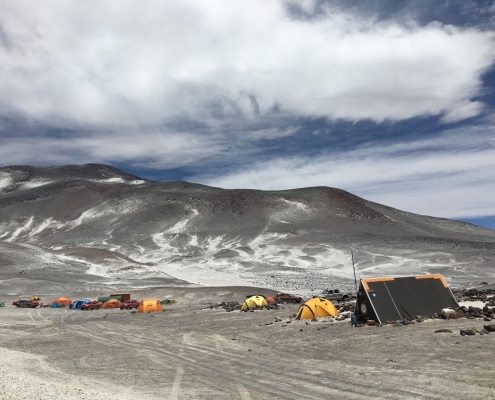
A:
351,250,358,295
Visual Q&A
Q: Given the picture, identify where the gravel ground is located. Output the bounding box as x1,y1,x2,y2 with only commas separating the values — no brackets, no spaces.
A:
0,347,135,400
1,288,495,399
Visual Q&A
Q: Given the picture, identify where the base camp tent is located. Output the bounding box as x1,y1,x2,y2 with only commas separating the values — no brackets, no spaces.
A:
355,275,459,324
295,297,339,320
52,297,72,307
241,295,268,311
72,299,91,309
137,299,163,313
102,299,122,309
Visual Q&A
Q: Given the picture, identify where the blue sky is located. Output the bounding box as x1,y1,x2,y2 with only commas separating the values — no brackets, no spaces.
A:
1,0,495,230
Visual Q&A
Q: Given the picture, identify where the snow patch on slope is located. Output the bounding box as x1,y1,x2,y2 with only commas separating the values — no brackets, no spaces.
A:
0,172,13,191
88,177,146,185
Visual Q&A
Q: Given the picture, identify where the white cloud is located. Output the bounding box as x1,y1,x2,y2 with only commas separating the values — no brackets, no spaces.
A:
0,0,494,130
0,132,229,169
195,127,495,219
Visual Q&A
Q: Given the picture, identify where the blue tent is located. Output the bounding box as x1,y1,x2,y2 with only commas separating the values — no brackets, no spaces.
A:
72,299,91,309
51,303,61,308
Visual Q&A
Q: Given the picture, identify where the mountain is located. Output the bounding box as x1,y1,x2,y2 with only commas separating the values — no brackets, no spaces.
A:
1,163,494,296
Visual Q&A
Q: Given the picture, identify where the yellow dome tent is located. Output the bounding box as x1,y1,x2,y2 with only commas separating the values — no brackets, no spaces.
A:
137,298,163,313
241,295,268,311
295,297,339,320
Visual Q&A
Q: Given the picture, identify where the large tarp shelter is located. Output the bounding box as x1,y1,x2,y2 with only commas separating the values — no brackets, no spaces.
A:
295,297,339,320
241,295,268,311
355,275,459,324
137,299,163,313
72,299,91,309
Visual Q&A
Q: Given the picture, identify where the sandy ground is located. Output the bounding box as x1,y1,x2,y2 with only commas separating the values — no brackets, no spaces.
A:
1,289,495,399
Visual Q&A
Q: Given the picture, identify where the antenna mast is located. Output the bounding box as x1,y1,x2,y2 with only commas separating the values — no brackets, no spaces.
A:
351,250,358,295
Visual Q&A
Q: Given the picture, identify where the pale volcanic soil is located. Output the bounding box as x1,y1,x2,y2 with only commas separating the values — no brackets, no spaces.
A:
1,288,495,399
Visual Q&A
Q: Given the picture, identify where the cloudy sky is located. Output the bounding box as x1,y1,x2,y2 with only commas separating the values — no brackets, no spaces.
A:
1,0,495,229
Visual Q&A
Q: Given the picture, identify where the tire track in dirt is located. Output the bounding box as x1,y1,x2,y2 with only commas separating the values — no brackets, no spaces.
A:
236,382,253,400
4,309,449,399
167,334,188,400
168,366,184,400
68,322,445,400
69,324,326,399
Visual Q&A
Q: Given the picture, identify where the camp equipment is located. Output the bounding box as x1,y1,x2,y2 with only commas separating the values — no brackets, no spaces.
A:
137,299,163,313
110,293,131,302
295,297,339,320
241,295,267,311
98,295,122,303
355,275,459,324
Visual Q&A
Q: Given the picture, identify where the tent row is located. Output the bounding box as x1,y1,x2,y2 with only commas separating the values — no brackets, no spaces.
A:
50,298,166,313
241,294,340,319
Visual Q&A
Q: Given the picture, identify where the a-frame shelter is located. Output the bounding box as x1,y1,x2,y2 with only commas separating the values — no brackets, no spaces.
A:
355,274,458,324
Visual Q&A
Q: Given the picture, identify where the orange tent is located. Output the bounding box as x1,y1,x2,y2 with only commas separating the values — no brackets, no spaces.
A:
137,298,163,313
102,299,122,309
266,296,275,303
52,297,72,307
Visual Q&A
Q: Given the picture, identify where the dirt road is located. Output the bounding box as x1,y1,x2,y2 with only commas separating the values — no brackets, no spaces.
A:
1,303,495,399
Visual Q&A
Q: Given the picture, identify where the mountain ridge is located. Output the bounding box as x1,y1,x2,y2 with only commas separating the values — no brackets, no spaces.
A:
0,163,494,295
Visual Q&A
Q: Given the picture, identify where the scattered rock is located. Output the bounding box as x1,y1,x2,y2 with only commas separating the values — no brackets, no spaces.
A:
434,329,453,334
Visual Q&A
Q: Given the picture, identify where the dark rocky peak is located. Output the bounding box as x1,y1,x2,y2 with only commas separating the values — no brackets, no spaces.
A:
0,163,145,183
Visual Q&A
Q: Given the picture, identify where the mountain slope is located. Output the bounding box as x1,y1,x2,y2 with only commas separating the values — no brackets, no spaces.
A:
0,163,494,294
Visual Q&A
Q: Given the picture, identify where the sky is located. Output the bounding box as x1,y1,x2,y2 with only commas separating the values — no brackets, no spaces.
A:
1,0,495,230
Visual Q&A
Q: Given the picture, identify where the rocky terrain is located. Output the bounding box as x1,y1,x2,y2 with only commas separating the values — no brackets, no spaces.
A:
1,289,495,400
1,163,495,296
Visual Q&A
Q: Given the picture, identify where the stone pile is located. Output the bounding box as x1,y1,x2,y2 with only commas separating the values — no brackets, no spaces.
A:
451,304,495,321
210,301,284,312
338,301,356,313
212,302,241,312
240,302,283,312
455,288,495,304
